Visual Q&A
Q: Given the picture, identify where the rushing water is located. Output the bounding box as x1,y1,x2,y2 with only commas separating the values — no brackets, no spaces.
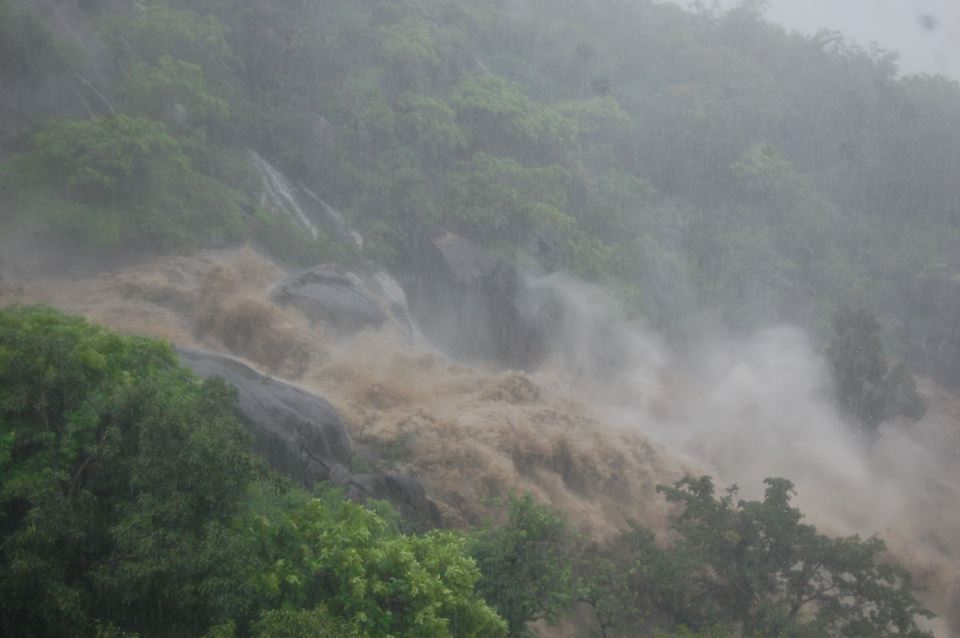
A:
248,150,322,239
3,248,957,635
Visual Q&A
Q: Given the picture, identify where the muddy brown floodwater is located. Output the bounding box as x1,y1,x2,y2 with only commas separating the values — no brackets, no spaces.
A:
3,247,958,636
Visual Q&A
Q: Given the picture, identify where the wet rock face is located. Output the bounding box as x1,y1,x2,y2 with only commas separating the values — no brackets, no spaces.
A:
178,347,353,485
402,232,547,370
177,348,440,530
346,473,441,530
272,264,413,336
400,233,639,378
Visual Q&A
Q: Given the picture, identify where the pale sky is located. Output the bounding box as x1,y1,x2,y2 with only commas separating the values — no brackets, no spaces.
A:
687,0,960,79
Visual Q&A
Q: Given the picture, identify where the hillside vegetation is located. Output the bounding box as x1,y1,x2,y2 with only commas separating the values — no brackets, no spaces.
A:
1,0,959,375
0,307,934,637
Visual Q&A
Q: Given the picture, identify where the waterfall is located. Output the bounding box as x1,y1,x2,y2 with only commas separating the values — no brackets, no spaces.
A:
247,151,320,239
73,74,116,116
299,185,364,248
68,84,97,119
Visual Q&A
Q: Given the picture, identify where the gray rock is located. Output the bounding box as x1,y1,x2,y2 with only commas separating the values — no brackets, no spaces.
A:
346,473,441,531
178,347,352,486
401,233,638,378
177,348,440,530
401,232,547,369
273,263,413,336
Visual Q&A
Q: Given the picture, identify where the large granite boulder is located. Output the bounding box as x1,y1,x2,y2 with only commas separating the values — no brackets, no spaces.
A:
177,348,440,529
178,348,352,485
401,232,548,369
272,264,413,336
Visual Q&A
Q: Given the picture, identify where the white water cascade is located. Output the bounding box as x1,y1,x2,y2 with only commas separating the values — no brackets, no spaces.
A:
73,74,116,116
299,185,364,248
247,150,321,239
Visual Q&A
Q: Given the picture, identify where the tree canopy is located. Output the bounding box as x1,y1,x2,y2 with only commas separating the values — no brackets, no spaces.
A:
827,306,925,431
647,476,933,637
0,306,939,636
0,306,506,638
3,0,960,385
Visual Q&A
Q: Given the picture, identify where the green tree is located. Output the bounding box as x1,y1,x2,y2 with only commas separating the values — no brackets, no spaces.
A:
250,606,359,638
576,555,643,638
445,152,573,244
468,494,575,637
827,306,925,431
0,114,251,252
378,17,440,93
252,489,507,638
452,75,575,160
0,307,507,637
730,143,804,213
97,4,233,84
395,92,466,163
0,306,261,636
122,55,230,130
24,115,189,204
643,476,934,637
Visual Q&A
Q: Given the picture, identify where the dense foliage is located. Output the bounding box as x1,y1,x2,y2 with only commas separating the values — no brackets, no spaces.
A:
647,477,933,637
469,494,576,636
572,477,934,638
828,306,926,431
2,0,959,383
0,307,938,636
464,477,935,637
0,306,505,637
0,305,257,635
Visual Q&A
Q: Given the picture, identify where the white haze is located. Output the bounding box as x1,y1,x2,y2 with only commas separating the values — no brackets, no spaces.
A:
527,273,958,633
532,275,875,518
684,0,960,79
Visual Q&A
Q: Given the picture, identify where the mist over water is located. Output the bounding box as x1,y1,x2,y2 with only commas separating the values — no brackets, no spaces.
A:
521,270,960,634
532,273,918,518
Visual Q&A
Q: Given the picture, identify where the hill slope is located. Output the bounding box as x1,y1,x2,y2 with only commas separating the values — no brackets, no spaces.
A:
2,0,960,382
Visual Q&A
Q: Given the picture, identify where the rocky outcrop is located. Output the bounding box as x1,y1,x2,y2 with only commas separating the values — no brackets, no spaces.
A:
177,348,440,529
272,263,414,336
401,232,548,369
399,232,647,379
178,347,352,485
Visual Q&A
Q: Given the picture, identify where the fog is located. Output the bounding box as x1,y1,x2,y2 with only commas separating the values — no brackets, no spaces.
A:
698,0,960,78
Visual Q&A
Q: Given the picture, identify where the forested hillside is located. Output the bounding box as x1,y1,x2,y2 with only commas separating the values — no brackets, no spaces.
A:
2,0,959,378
